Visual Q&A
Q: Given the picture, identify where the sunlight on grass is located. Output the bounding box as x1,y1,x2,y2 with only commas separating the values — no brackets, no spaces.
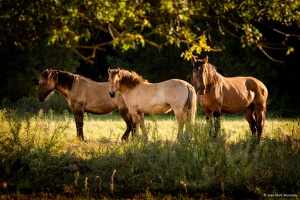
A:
0,109,299,198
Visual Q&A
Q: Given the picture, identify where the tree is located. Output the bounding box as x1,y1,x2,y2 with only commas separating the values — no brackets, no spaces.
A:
0,40,79,102
1,0,299,64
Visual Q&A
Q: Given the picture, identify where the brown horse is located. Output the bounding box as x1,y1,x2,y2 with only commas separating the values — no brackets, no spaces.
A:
37,69,133,141
191,56,268,141
108,68,197,137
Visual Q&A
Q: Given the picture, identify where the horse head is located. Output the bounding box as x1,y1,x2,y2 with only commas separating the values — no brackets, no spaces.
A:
37,69,56,102
191,56,209,95
108,68,120,98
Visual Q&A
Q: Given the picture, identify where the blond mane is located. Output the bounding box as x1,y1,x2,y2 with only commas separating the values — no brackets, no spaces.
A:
118,69,148,89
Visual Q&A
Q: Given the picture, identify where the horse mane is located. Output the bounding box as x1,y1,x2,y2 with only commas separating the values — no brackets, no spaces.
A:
119,69,148,89
206,63,220,86
42,69,76,90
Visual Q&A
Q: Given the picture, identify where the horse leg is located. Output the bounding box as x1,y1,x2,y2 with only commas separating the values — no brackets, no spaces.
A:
175,110,185,137
73,111,84,141
138,112,149,140
213,111,221,137
131,113,141,136
204,113,215,137
255,104,266,142
244,104,257,136
139,112,146,134
119,108,133,140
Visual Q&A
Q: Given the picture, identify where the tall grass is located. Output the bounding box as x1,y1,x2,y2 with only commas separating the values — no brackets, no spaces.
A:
0,109,299,199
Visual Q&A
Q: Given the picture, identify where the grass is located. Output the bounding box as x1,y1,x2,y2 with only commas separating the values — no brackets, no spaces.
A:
0,109,299,199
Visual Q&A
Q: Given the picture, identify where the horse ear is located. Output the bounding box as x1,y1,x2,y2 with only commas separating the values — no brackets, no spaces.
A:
107,68,111,74
203,56,209,63
191,56,197,64
116,68,120,74
47,70,52,79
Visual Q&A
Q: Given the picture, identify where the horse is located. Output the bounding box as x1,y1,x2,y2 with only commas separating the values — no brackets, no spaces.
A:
37,69,133,141
108,68,197,137
190,56,268,141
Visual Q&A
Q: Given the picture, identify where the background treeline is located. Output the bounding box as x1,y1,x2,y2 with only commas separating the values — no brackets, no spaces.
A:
1,33,299,117
1,0,300,117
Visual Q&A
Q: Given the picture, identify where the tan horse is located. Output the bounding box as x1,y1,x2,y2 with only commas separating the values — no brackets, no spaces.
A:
191,56,268,141
108,68,197,137
37,69,133,141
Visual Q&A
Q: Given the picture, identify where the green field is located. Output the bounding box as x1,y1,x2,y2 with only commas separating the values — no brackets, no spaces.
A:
0,109,299,199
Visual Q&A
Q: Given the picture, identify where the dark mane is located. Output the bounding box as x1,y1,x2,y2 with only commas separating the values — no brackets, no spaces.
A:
40,70,51,81
43,69,76,90
206,63,220,86
119,70,148,89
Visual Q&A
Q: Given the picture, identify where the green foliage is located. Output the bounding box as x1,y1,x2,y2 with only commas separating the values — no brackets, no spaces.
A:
1,0,300,117
1,0,299,63
180,35,211,60
0,110,299,198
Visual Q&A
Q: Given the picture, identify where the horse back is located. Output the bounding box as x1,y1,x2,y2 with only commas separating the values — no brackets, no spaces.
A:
151,79,191,102
223,76,267,97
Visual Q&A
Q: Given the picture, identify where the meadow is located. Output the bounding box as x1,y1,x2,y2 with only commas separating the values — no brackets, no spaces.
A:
0,109,299,199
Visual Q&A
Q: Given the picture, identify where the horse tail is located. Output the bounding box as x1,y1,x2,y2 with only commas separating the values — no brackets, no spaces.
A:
185,84,197,125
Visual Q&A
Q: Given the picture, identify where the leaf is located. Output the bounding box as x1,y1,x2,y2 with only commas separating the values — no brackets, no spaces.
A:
286,47,294,55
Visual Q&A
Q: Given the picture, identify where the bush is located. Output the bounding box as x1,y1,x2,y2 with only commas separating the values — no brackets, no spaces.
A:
0,92,71,115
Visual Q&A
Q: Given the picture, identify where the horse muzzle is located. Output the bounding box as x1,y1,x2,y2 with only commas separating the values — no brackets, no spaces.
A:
197,86,206,95
109,91,116,98
38,98,45,103
37,94,46,102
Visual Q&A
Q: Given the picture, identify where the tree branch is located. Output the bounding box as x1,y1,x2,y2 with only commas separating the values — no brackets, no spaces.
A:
144,39,164,49
270,27,300,38
70,46,94,64
257,45,284,63
69,42,112,64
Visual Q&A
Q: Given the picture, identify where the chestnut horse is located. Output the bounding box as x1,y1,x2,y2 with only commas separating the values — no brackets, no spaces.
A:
191,56,268,141
37,69,133,141
108,68,197,137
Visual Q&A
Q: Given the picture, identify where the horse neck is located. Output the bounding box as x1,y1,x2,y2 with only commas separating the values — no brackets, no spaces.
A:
118,83,135,95
54,71,75,97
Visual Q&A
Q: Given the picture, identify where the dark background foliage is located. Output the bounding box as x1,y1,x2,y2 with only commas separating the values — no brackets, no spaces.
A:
0,0,299,117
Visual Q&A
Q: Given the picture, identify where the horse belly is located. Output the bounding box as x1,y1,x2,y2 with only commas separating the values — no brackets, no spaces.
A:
83,93,117,114
221,105,244,114
84,102,115,114
151,103,172,114
221,91,254,114
139,103,172,114
68,81,119,114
